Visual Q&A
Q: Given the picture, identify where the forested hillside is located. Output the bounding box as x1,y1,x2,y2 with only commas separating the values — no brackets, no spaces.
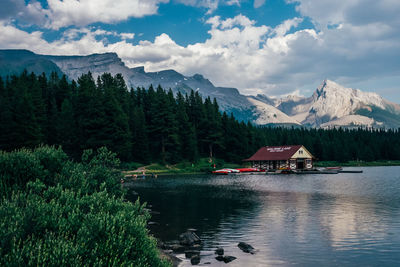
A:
1,70,400,163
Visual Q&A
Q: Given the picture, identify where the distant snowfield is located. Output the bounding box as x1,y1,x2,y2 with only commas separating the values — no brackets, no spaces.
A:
247,97,300,125
320,115,382,128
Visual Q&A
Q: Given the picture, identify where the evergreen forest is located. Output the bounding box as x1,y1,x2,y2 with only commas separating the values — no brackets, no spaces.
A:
1,70,400,164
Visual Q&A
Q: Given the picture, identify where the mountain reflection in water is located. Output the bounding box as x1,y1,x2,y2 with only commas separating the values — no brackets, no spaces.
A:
127,166,400,266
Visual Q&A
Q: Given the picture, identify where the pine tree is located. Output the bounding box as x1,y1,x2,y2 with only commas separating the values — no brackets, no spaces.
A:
56,99,77,157
176,92,198,162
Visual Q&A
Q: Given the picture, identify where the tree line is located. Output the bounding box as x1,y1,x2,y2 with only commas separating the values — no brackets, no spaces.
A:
1,70,400,163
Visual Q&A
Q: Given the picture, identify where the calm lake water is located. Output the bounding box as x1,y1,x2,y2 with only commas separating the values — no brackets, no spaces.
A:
126,167,400,266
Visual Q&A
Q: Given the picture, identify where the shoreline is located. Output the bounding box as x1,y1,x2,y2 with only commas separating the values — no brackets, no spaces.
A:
122,162,400,177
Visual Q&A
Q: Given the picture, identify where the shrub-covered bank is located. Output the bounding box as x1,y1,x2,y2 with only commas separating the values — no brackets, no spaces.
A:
0,146,170,267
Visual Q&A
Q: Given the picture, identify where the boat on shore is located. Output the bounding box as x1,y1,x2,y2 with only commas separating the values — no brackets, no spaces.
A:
212,168,240,175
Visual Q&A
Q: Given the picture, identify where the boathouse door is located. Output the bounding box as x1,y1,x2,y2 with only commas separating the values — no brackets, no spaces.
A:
297,159,304,169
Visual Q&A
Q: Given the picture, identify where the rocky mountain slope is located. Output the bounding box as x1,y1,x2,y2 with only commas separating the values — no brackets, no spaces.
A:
45,52,256,121
271,80,400,128
1,49,399,128
0,49,64,78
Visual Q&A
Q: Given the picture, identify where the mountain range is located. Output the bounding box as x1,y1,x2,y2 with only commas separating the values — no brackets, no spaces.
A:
1,49,400,128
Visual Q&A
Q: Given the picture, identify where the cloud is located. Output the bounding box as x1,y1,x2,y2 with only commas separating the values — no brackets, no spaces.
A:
287,0,400,28
253,0,266,8
3,0,168,29
273,17,303,36
0,0,47,24
120,33,135,40
175,0,240,14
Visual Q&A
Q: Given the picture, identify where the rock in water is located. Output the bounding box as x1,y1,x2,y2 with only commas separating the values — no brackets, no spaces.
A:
215,247,224,255
238,242,256,254
215,255,236,263
191,255,200,265
185,250,200,259
215,255,225,262
223,256,237,263
179,231,201,246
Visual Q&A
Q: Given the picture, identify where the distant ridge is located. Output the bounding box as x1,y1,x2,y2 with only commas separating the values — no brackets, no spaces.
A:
0,49,64,78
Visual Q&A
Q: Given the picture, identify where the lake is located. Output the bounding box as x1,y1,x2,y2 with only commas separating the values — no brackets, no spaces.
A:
126,166,400,266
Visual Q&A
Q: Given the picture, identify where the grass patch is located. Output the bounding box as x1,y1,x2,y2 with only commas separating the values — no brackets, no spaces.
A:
124,158,246,174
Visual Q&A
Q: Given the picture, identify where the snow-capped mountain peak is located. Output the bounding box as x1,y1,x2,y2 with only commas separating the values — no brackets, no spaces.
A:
316,80,384,109
304,79,386,126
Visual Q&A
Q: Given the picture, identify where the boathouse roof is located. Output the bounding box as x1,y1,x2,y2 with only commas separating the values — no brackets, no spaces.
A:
244,145,313,161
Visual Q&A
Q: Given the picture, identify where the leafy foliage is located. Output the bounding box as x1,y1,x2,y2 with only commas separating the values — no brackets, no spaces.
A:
0,147,170,267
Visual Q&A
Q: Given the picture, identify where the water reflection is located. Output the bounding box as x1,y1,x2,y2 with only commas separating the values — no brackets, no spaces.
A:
127,167,400,266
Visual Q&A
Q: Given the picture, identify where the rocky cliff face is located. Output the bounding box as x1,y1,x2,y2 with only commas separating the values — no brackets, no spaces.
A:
273,80,400,128
45,52,256,121
1,49,399,128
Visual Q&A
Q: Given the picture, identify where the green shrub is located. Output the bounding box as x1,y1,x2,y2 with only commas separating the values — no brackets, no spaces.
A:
0,181,170,267
0,148,45,196
0,146,171,267
33,145,68,185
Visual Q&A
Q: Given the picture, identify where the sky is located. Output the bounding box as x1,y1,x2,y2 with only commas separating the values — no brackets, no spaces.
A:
1,0,400,102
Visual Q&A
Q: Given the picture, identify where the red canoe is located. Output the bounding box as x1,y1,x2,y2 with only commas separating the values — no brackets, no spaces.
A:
236,168,261,173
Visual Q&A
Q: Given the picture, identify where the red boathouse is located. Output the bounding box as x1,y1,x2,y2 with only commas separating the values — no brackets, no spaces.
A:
244,145,314,170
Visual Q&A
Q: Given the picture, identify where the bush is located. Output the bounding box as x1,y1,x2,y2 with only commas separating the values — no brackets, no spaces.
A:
0,181,169,267
0,148,45,197
0,146,171,267
68,147,123,197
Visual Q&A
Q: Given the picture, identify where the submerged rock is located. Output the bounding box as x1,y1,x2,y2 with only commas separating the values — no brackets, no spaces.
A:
215,255,236,263
238,242,256,254
179,231,201,246
223,256,236,263
185,250,200,259
190,255,200,265
215,255,224,262
215,247,224,256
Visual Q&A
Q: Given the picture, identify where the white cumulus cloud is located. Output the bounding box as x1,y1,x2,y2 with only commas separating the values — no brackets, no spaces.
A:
175,0,240,14
11,0,168,29
253,0,266,8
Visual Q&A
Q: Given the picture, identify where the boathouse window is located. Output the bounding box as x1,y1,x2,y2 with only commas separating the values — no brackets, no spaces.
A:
299,150,303,155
